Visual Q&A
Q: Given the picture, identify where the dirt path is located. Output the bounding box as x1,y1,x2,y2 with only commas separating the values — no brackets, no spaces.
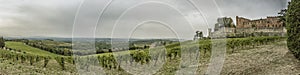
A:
221,41,300,75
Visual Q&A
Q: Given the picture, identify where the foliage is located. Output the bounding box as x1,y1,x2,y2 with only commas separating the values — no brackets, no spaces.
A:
130,50,151,64
285,0,300,59
227,36,284,53
97,54,117,69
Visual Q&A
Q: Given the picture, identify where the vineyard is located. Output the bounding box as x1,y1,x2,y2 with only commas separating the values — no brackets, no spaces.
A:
0,36,288,74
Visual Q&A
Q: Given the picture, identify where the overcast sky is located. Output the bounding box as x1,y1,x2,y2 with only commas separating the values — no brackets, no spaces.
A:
0,0,288,40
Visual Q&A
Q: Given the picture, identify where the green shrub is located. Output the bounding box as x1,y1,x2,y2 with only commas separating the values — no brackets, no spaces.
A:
130,50,151,64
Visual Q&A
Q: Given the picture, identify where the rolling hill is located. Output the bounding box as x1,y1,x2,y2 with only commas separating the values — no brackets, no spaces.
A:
5,42,60,57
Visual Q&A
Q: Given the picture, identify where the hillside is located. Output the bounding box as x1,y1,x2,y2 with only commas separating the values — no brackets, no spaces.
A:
152,40,300,75
0,48,76,74
5,42,60,57
1,39,300,74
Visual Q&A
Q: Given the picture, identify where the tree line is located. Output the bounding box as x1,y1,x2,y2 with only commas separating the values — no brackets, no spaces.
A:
26,41,73,56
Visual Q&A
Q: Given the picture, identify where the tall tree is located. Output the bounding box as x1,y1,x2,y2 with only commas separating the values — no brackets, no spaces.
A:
0,37,5,48
286,0,300,59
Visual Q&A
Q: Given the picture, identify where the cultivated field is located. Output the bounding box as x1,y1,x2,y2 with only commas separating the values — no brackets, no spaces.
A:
0,37,299,75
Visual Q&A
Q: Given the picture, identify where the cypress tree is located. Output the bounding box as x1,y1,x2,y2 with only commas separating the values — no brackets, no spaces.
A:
286,0,300,59
0,37,5,48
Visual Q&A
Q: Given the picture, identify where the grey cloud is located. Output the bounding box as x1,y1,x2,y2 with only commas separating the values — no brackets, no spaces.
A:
217,0,287,21
0,0,80,37
0,0,288,39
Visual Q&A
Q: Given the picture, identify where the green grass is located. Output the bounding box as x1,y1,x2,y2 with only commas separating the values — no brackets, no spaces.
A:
5,42,60,57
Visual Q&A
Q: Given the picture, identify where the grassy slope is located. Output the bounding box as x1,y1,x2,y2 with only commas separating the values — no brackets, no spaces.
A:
5,42,60,57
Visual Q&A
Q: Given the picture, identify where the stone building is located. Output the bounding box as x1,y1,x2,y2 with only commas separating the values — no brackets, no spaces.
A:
208,16,286,38
235,16,286,37
236,16,284,29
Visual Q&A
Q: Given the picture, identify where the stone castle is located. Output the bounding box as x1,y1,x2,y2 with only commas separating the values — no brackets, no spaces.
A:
206,16,286,38
236,16,284,29
235,16,286,37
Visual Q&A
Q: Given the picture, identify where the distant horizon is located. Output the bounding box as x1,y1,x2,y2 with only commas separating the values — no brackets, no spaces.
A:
2,36,184,40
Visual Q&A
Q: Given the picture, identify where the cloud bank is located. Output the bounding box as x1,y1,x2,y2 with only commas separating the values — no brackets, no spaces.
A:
0,0,288,39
